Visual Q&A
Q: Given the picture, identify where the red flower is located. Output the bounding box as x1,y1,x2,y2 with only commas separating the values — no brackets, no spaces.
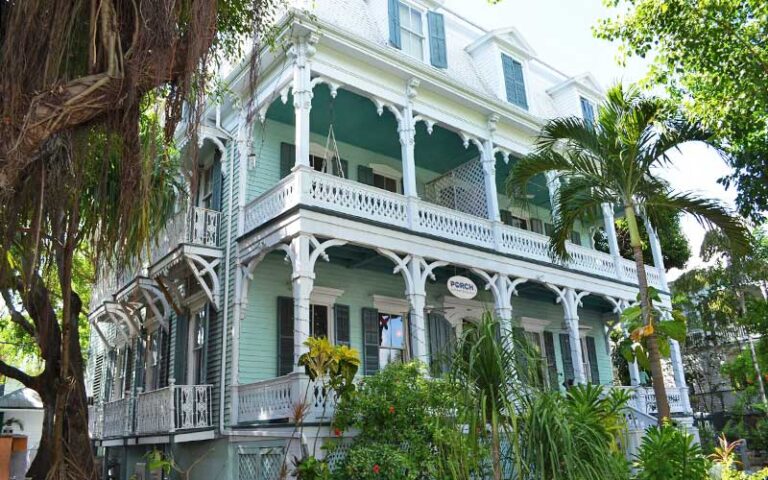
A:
334,427,342,437
388,405,395,414
373,464,380,474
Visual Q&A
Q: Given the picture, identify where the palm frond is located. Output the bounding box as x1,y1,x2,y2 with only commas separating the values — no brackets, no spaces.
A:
550,177,610,260
645,192,750,256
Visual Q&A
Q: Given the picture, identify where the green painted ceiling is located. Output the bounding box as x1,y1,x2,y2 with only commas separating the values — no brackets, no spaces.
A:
266,84,549,207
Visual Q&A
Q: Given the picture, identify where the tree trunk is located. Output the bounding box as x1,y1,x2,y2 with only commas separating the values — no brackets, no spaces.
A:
738,292,768,407
625,206,671,424
491,418,502,480
27,393,55,479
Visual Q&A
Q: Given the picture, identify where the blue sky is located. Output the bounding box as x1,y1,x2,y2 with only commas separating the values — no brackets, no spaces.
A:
444,0,736,279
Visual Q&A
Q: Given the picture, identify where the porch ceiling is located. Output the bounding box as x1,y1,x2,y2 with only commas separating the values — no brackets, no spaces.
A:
266,85,479,174
266,85,552,208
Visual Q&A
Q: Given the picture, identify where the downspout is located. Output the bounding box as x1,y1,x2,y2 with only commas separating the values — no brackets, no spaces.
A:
219,124,236,434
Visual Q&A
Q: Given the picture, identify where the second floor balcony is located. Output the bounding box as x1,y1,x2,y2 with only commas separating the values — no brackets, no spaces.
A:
243,167,664,290
90,383,214,441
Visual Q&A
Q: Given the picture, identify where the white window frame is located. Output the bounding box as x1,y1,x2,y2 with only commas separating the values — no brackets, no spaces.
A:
519,317,554,386
397,1,429,62
578,325,594,383
441,296,484,337
187,297,209,385
579,96,597,122
368,163,402,193
497,49,533,111
144,323,162,392
372,295,410,367
307,287,345,344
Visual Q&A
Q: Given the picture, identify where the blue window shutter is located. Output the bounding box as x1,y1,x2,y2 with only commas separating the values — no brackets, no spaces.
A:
580,97,595,125
388,0,402,49
211,151,223,212
427,11,447,68
502,54,528,109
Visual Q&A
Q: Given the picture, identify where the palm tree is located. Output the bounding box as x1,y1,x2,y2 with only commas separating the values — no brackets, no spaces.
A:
507,84,749,423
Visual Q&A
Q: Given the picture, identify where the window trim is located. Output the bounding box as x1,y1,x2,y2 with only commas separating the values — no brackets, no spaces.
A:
309,287,345,344
397,1,429,61
369,163,402,193
498,50,531,111
187,303,208,385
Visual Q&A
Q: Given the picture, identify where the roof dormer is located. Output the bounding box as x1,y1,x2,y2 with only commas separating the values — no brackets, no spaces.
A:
465,27,537,110
547,73,604,120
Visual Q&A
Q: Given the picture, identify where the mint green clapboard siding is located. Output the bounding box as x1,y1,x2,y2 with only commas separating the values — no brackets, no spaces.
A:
239,253,613,386
247,119,594,245
511,297,613,386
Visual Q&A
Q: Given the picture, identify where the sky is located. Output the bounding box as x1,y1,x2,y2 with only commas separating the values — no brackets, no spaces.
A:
443,0,737,280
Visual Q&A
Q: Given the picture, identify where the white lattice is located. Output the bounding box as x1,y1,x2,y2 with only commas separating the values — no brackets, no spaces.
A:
259,448,285,480
424,159,487,218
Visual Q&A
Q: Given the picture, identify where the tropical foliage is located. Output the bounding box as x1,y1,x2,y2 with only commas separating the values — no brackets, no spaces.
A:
596,0,768,223
506,83,749,422
633,423,710,480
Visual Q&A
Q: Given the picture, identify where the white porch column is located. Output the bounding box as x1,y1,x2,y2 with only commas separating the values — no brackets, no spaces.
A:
290,235,314,371
481,115,501,223
283,235,347,371
398,78,420,199
549,285,589,384
643,215,670,292
378,250,447,365
670,339,692,413
290,34,317,169
601,203,625,279
472,270,527,334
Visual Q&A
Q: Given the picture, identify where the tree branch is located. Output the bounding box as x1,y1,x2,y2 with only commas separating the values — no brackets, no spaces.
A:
1,289,36,337
0,358,38,389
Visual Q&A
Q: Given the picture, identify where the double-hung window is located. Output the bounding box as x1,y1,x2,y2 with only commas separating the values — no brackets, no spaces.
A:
398,3,425,60
378,312,405,368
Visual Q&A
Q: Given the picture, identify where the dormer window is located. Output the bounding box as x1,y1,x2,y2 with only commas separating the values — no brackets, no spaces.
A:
502,54,528,110
388,0,447,68
580,97,596,124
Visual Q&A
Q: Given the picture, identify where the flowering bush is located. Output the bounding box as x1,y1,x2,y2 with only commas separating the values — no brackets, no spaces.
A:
331,362,465,479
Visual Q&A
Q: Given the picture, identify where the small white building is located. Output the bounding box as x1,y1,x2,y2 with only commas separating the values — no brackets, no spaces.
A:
0,387,43,463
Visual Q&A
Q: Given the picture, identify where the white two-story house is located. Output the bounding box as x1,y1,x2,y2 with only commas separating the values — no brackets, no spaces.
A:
85,1,694,478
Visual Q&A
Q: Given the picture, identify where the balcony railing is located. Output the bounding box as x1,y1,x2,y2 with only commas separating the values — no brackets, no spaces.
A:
88,405,104,440
236,372,335,425
135,384,213,435
615,386,688,415
102,397,133,438
89,384,213,439
243,169,664,289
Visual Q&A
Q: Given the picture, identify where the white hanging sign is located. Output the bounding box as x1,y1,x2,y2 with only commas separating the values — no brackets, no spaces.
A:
447,276,478,300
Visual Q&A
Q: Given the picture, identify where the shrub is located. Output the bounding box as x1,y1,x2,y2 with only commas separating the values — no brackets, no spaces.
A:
633,423,710,480
520,384,631,480
331,362,470,479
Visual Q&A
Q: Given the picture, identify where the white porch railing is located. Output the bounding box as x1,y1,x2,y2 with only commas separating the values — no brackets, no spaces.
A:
615,386,688,415
150,206,221,265
242,169,664,289
134,384,213,435
236,372,336,425
102,397,133,438
88,404,104,440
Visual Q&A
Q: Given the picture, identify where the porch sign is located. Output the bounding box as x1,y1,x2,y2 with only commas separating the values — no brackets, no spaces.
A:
447,276,477,300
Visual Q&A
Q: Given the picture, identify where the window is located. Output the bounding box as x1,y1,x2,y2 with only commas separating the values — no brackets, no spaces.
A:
530,218,544,234
373,173,398,193
570,231,582,246
310,305,329,340
378,313,405,368
196,165,213,209
501,54,528,109
398,3,425,60
112,347,126,400
580,97,596,125
501,210,528,229
145,332,160,391
188,308,208,385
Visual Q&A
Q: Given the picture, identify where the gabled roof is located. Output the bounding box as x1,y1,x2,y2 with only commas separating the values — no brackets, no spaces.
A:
465,26,537,59
0,388,43,410
547,72,604,98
